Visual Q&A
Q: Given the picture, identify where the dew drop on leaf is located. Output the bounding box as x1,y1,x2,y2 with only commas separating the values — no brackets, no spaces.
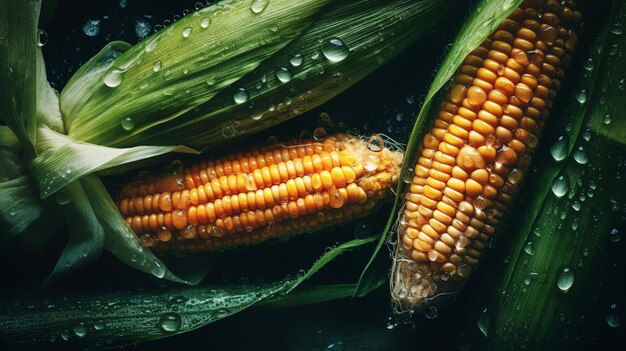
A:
322,38,349,63
159,312,182,332
557,267,574,292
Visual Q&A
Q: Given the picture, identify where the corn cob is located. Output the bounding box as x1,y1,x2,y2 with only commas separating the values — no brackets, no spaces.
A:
118,133,403,252
392,0,581,310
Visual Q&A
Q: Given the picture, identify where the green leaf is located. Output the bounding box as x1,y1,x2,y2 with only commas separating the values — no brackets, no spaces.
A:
355,0,523,297
0,0,41,156
29,125,197,199
0,279,297,348
63,0,333,146
36,48,64,134
39,180,105,287
115,0,446,150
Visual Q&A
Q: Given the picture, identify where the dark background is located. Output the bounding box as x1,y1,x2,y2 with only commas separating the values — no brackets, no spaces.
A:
5,0,621,350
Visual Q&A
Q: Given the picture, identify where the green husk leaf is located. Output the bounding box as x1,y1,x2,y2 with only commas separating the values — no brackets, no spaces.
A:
36,48,64,134
0,279,297,347
0,0,40,156
0,126,21,151
355,0,523,297
0,174,43,240
0,235,377,347
455,1,625,348
39,180,104,287
114,0,446,150
29,125,197,198
81,175,189,284
63,0,333,146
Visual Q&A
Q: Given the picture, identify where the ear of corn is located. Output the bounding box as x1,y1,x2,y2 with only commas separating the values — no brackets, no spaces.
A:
118,133,403,252
392,0,581,311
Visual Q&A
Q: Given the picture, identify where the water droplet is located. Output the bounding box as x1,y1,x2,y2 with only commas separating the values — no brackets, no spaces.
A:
424,306,438,319
607,304,622,327
152,60,162,72
125,15,145,35
477,308,491,337
72,322,88,337
233,88,249,104
550,136,568,161
55,189,71,205
609,228,621,242
8,207,16,216
582,129,592,142
523,241,534,255
159,312,182,332
401,167,414,183
557,267,574,292
103,69,125,88
121,117,135,131
571,201,581,211
367,134,384,152
251,113,263,120
200,17,211,29
583,58,594,71
145,37,159,52
37,29,48,47
354,223,371,239
604,114,612,125
182,27,193,38
313,127,327,140
250,0,270,13
322,38,349,63
332,72,344,84
575,90,587,104
275,67,292,83
82,19,101,37
93,320,106,331
551,174,569,198
611,23,623,35
60,330,70,341
573,146,588,165
222,122,238,138
290,54,303,67
151,262,165,278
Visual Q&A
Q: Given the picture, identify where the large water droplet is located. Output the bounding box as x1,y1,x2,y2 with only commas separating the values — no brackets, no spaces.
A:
322,38,349,63
82,19,101,37
275,67,292,83
551,174,569,198
159,312,182,332
153,60,162,72
557,267,574,292
103,69,125,88
477,308,491,337
290,54,303,67
182,27,193,38
250,0,270,13
313,127,327,140
200,17,211,29
400,167,414,183
607,304,622,327
121,117,135,131
367,134,384,152
424,306,438,319
72,322,88,338
576,89,587,104
609,228,621,242
93,320,106,331
550,135,569,161
55,189,71,205
145,37,159,52
523,240,534,255
37,29,48,47
233,88,249,104
573,146,588,164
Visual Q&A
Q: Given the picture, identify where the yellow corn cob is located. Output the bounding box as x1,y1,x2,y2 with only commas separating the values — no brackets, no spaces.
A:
118,133,403,252
392,0,581,310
